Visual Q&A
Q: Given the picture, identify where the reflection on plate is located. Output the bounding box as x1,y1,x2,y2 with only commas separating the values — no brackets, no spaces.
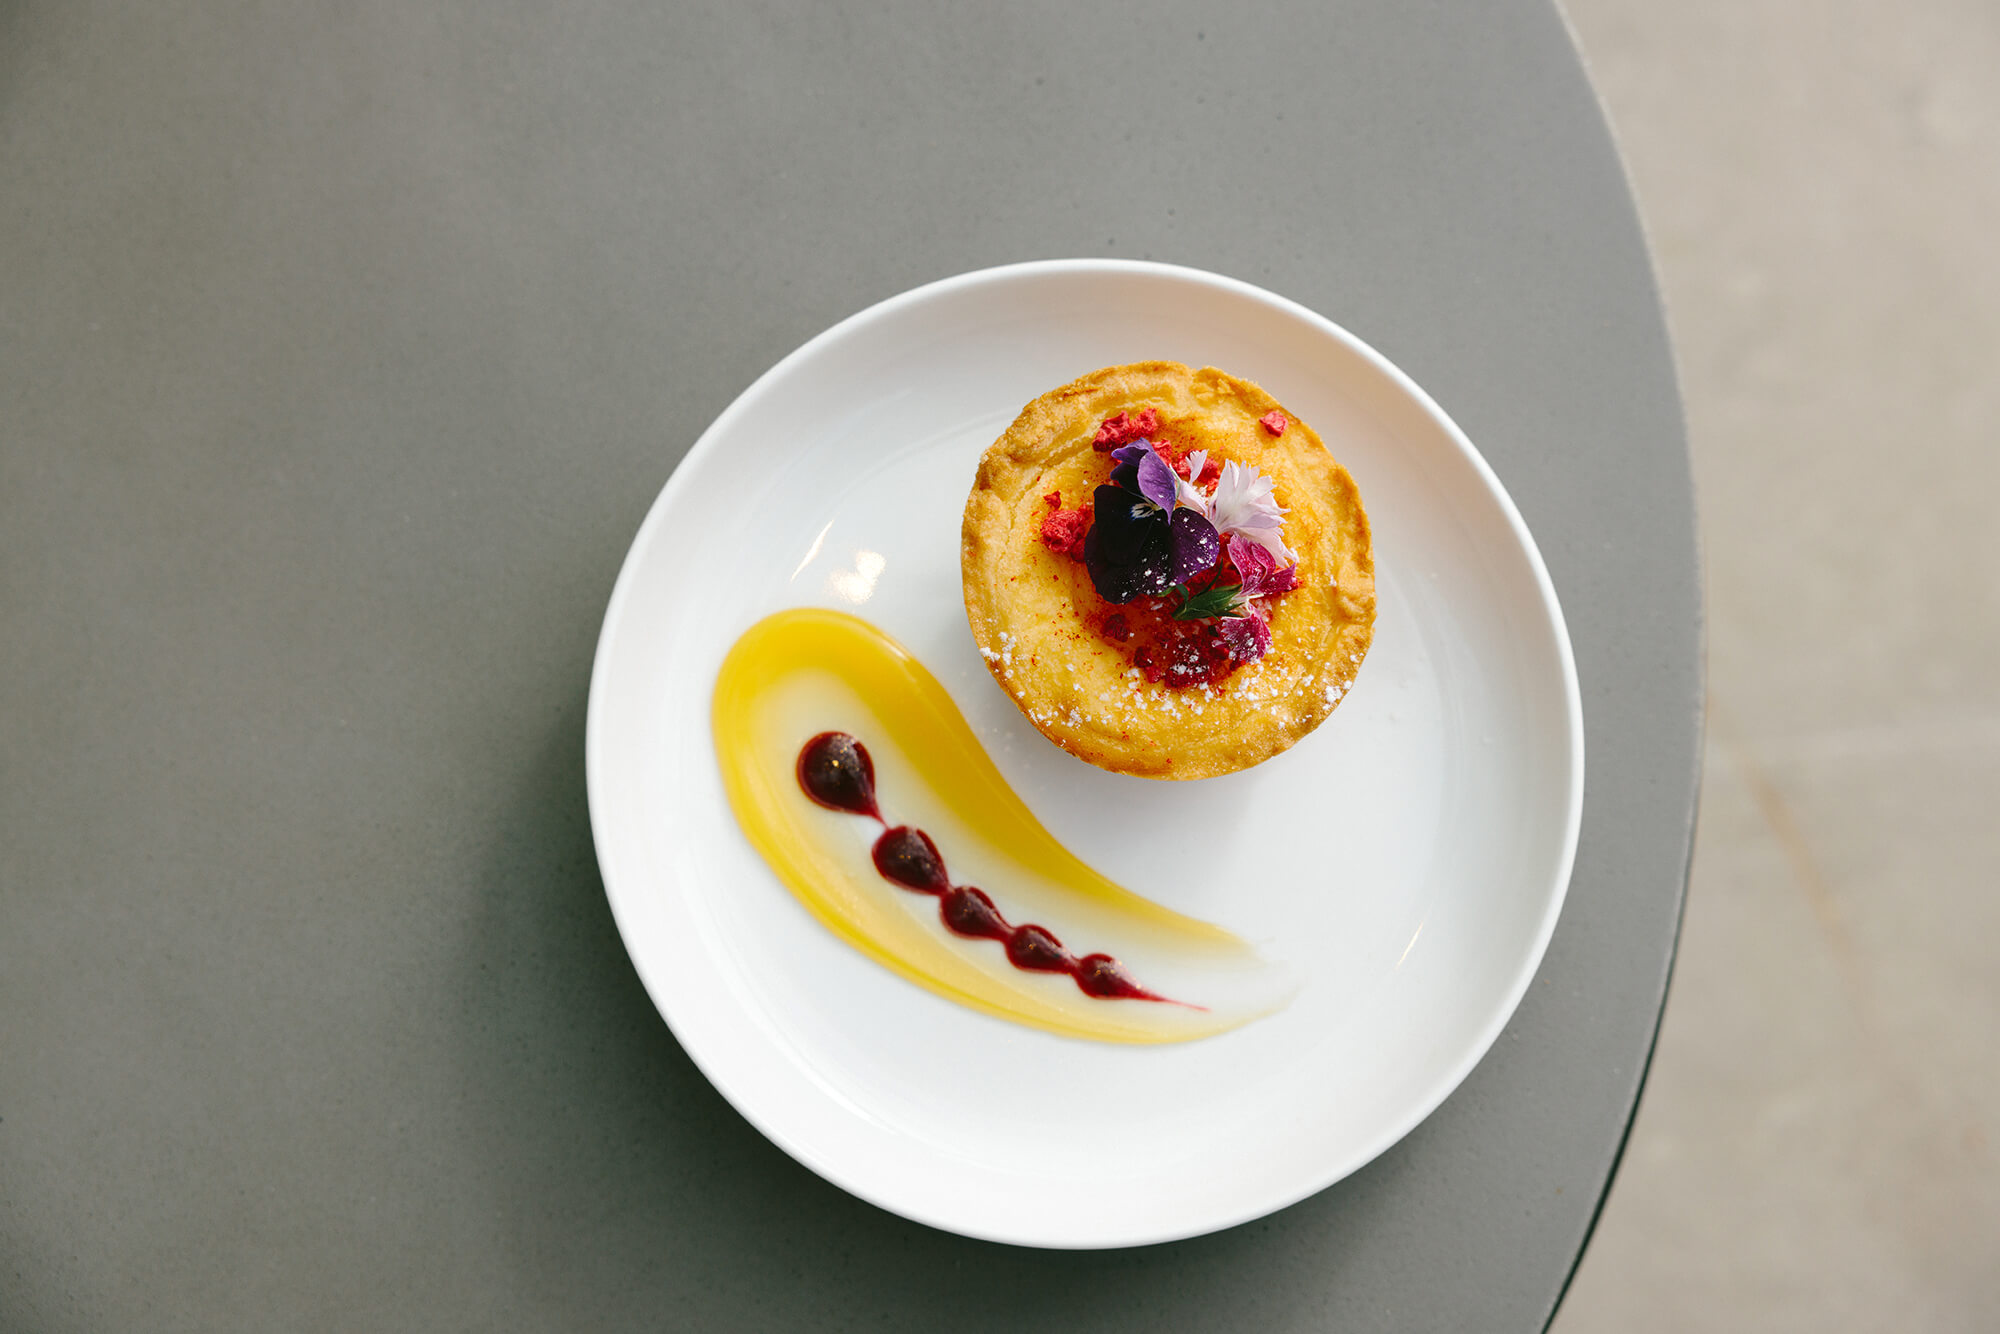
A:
587,259,1582,1248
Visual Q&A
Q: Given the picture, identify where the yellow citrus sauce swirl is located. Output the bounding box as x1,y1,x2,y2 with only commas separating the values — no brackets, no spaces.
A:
712,608,1288,1044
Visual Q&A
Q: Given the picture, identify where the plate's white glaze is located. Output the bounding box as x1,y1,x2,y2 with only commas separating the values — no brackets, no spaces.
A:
586,260,1583,1248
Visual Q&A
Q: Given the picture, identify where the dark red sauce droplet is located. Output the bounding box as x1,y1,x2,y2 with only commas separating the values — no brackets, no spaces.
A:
793,732,1189,1008
873,826,949,894
1074,953,1157,1000
941,886,1009,940
798,731,879,819
1006,925,1073,973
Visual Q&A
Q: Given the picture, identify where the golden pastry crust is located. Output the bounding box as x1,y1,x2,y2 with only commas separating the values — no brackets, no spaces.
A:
961,361,1375,780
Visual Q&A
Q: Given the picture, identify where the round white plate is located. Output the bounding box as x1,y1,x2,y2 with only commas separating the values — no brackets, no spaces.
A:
587,259,1583,1248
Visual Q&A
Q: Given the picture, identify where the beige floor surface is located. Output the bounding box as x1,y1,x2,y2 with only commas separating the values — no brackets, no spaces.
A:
1552,2,2000,1330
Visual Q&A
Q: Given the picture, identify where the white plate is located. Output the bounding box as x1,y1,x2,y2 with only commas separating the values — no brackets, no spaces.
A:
587,259,1583,1248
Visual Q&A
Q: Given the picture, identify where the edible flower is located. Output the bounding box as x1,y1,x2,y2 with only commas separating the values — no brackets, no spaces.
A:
1167,449,1215,512
1097,441,1223,593
1106,441,1152,494
1167,508,1220,585
1133,447,1180,512
1084,483,1175,604
1171,577,1273,664
1126,450,1292,570
1217,612,1273,661
1228,535,1300,599
1083,438,1297,657
1194,538,1298,665
1205,461,1294,565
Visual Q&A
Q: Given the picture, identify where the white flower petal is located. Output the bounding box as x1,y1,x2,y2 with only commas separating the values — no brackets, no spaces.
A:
1171,449,1213,517
1209,460,1292,563
1239,525,1295,566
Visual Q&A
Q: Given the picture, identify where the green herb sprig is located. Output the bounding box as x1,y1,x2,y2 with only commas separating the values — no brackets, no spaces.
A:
1172,582,1244,621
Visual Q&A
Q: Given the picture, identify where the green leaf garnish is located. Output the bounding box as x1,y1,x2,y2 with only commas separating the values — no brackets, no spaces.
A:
1173,582,1245,621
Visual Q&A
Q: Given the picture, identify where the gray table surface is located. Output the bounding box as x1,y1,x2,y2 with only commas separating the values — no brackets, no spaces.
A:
0,1,1699,1329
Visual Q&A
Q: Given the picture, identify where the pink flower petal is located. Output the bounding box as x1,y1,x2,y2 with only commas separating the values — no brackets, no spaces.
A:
1217,613,1273,662
1229,536,1278,596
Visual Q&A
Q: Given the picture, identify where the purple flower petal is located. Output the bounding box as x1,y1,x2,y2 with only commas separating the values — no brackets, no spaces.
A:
1108,443,1152,466
1217,613,1273,662
1135,448,1180,512
1085,484,1175,603
1168,508,1221,584
1108,442,1152,494
1089,485,1158,561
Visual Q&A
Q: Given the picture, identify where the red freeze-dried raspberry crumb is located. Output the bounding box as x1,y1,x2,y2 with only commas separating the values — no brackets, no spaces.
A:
1092,407,1160,450
1164,445,1221,488
1260,410,1289,436
1101,611,1131,643
1133,622,1234,688
1039,498,1092,559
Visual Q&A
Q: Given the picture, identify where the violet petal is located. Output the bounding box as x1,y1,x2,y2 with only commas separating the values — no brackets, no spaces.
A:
1135,449,1180,512
1089,485,1160,561
1085,485,1175,603
1168,508,1221,584
1109,443,1152,466
1108,442,1153,494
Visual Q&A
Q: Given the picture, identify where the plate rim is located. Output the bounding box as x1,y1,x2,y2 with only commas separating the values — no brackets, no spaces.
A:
585,257,1586,1248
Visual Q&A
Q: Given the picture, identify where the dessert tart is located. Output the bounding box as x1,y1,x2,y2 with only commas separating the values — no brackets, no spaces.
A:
961,361,1375,780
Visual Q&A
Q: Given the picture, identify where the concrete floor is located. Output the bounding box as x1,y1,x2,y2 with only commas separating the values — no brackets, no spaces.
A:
1552,2,2000,1329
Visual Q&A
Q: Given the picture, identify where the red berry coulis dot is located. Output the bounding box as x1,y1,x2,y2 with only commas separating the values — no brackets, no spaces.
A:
798,731,880,820
941,886,1010,940
1005,925,1073,973
872,826,949,894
